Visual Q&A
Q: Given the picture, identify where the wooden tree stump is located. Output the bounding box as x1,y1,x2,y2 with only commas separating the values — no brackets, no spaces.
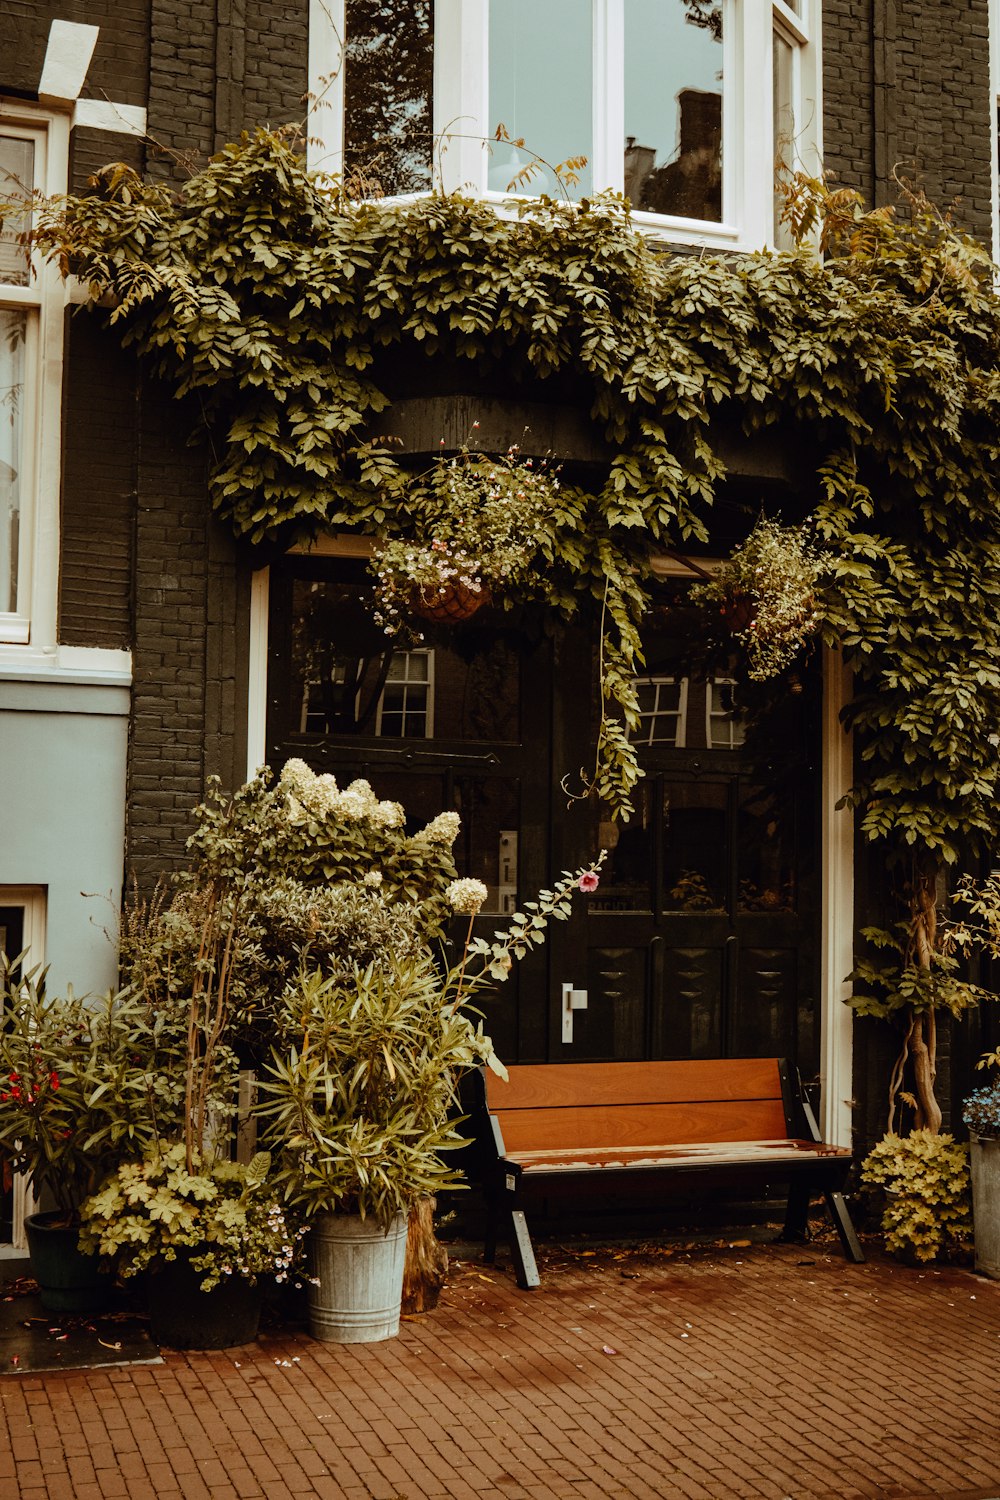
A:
402,1197,449,1314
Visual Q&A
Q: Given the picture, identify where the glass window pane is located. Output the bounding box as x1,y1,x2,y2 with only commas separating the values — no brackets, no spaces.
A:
0,135,34,286
344,0,433,195
0,309,26,614
624,0,723,222
282,575,520,743
773,29,796,246
662,782,728,913
738,783,796,913
590,783,654,913
488,0,593,197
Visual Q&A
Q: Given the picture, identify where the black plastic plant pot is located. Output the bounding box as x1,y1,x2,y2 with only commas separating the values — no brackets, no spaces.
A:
146,1253,263,1350
24,1211,114,1313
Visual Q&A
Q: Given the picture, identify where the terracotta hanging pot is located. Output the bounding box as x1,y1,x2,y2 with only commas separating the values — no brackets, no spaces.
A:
409,580,491,625
720,593,755,633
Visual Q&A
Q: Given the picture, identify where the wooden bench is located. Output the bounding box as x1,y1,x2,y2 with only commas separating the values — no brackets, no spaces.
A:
472,1057,864,1288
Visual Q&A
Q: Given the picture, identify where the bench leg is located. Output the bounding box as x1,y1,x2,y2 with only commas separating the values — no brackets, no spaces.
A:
780,1181,811,1245
509,1209,540,1290
483,1199,498,1265
825,1189,866,1263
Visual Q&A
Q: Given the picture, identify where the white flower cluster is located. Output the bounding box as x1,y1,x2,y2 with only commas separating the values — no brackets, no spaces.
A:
419,810,461,846
278,760,404,828
363,869,384,887
447,877,489,915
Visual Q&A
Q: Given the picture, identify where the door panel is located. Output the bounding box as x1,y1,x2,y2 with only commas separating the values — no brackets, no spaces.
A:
556,668,819,1079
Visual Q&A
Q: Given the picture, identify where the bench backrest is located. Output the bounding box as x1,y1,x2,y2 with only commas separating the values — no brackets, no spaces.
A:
483,1058,794,1153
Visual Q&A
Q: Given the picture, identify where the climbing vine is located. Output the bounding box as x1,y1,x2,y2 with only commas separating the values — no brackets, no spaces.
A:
21,129,1000,1125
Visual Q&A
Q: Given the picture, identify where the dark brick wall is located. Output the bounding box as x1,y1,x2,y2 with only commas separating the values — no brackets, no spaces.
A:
1,2,147,109
59,312,137,649
126,380,245,886
147,0,307,182
824,0,993,241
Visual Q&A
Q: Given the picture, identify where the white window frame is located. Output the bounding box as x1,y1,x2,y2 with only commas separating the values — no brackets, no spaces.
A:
0,885,46,1254
375,648,435,738
298,647,436,738
705,676,746,749
0,105,69,648
634,674,688,747
309,1,821,250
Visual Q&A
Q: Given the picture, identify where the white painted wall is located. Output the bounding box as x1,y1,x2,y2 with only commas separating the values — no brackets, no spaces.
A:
0,672,128,996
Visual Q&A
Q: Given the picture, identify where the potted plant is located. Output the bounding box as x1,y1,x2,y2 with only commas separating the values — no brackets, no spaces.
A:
689,516,829,681
372,444,558,631
82,870,291,1347
860,1129,972,1263
962,1078,1000,1279
77,1144,306,1348
0,957,171,1310
256,861,602,1343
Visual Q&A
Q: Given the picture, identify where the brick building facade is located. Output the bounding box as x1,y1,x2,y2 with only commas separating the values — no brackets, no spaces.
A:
1,2,997,1250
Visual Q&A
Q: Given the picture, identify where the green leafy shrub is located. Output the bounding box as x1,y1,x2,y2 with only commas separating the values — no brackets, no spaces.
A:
861,1130,971,1262
78,1145,306,1290
256,860,603,1225
0,957,191,1223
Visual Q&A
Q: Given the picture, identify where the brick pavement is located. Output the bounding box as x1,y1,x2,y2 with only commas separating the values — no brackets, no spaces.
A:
2,1239,1000,1500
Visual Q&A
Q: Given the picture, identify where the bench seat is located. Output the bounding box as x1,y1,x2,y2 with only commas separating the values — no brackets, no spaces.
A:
472,1057,864,1288
504,1138,850,1172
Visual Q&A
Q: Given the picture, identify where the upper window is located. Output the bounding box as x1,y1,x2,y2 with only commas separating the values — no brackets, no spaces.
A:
312,0,820,249
0,111,66,647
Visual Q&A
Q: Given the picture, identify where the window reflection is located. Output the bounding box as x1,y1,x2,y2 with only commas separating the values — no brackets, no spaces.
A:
738,784,796,913
624,0,723,222
591,785,654,913
488,0,594,195
662,782,727,913
0,135,33,285
345,0,434,195
287,577,520,742
0,309,25,615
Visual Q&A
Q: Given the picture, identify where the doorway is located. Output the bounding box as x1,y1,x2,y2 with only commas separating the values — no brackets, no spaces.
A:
264,558,821,1082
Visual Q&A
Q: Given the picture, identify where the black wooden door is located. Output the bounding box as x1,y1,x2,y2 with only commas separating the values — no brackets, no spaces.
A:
546,633,820,1080
265,556,555,1063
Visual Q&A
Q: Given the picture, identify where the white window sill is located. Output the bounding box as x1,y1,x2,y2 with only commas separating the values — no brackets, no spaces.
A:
0,642,132,685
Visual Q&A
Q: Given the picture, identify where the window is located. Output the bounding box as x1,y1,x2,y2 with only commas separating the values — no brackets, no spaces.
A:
375,650,434,738
310,0,821,248
300,648,435,738
0,110,67,646
706,677,746,748
341,1,434,195
634,675,688,746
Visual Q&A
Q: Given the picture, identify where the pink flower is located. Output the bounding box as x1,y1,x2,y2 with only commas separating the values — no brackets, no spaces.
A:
578,872,600,893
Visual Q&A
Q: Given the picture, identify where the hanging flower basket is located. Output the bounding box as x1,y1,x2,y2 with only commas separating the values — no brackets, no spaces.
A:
408,581,491,625
720,593,755,634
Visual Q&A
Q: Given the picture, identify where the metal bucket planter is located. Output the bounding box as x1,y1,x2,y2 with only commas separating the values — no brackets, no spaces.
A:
969,1134,1000,1279
24,1212,114,1313
308,1211,408,1344
146,1252,263,1349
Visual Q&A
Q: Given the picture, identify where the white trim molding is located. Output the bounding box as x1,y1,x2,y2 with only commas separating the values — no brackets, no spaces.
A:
820,646,855,1149
247,567,270,779
72,100,147,138
37,20,99,106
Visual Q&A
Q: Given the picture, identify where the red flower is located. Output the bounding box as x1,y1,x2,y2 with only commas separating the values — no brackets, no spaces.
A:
578,872,600,894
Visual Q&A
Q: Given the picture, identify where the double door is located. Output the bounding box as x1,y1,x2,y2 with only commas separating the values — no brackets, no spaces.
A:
554,767,818,1079
266,558,820,1082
